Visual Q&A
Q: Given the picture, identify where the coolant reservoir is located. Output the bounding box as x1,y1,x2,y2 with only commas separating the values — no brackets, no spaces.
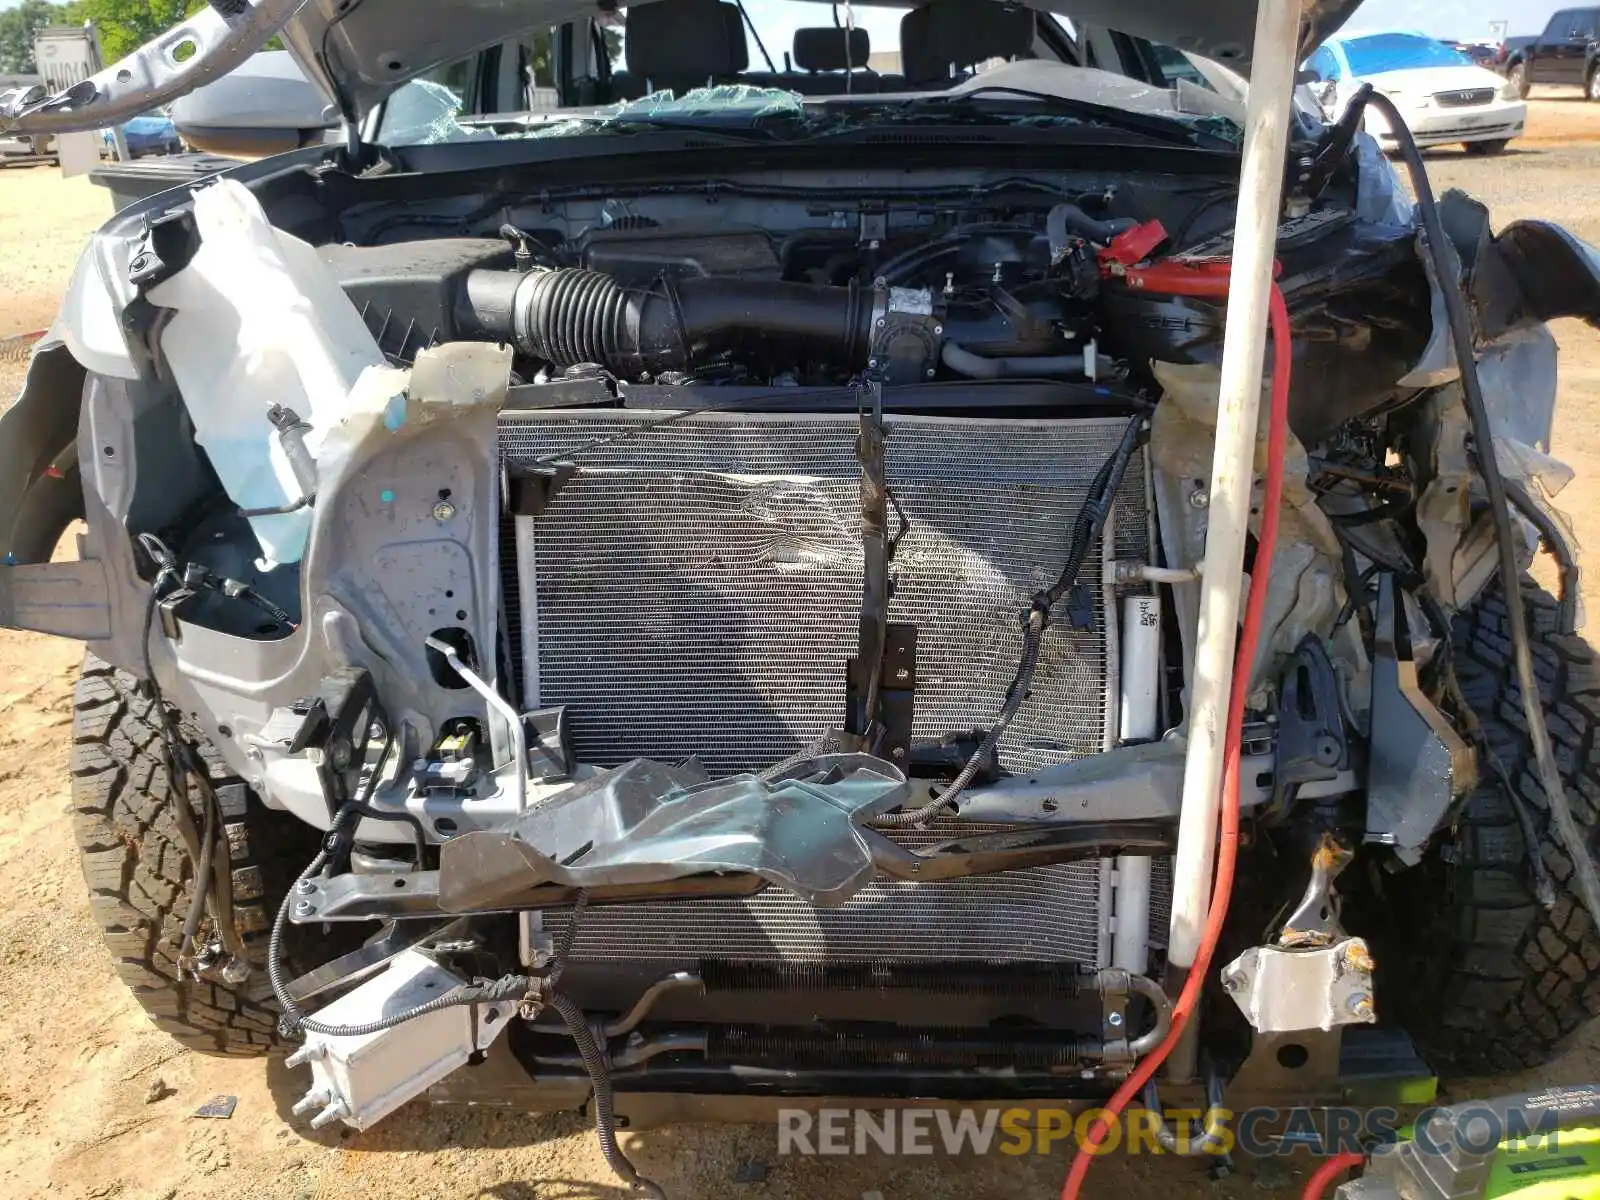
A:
148,179,385,565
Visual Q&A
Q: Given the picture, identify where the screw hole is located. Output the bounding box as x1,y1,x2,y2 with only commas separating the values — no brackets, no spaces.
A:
393,877,408,888
102,445,116,458
1276,1043,1310,1069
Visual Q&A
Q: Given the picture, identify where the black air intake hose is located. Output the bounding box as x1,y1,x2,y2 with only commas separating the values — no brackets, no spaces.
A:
461,268,875,375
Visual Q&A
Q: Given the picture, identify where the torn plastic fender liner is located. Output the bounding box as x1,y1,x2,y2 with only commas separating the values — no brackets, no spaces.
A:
1471,217,1600,333
439,754,911,911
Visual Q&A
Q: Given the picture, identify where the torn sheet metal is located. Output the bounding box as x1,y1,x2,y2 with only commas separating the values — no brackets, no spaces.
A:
437,753,909,911
1365,575,1475,864
1148,359,1368,711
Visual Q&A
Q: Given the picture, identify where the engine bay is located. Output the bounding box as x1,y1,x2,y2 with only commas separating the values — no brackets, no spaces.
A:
315,166,1429,439
19,141,1589,1151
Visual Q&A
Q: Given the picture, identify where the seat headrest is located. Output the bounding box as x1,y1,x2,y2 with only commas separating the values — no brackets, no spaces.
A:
625,0,750,80
793,26,871,71
900,0,1034,85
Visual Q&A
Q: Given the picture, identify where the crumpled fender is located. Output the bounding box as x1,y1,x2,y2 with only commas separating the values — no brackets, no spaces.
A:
0,339,86,564
1480,219,1600,331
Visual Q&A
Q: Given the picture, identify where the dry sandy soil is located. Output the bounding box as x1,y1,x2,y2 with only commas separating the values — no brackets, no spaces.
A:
6,97,1600,1200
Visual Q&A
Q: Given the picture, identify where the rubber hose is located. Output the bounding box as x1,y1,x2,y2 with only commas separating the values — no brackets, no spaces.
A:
940,341,1097,379
1302,1152,1366,1199
521,268,633,368
1047,202,1138,249
178,778,217,960
544,986,669,1199
467,268,874,376
1140,1070,1230,1155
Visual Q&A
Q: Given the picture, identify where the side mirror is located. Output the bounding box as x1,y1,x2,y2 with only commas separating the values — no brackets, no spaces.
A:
169,50,337,158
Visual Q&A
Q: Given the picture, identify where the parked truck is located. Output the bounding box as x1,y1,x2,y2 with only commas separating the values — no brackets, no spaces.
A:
1503,7,1600,97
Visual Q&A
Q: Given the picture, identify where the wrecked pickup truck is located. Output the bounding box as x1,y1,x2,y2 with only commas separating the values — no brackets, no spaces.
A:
7,0,1600,1191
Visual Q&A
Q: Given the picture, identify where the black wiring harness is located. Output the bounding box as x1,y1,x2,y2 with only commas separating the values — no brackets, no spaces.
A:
134,533,243,971
874,411,1146,826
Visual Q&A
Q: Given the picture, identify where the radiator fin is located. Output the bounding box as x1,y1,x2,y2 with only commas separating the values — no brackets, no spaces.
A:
501,410,1146,777
500,410,1152,969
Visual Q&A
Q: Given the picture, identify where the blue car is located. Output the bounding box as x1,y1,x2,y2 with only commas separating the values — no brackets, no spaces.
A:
100,111,182,158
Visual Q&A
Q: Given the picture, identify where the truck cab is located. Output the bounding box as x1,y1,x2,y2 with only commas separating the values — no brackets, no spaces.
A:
1507,6,1600,97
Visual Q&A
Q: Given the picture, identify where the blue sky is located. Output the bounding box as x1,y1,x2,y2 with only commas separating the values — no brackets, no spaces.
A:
0,0,1572,46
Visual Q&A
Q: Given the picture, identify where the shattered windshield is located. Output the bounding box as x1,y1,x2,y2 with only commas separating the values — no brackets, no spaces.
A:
373,3,1241,150
382,77,1239,149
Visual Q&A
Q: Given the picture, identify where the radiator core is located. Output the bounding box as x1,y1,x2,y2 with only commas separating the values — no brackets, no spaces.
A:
500,408,1153,966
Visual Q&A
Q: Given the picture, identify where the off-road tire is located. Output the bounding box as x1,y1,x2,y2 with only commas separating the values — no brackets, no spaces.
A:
70,653,300,1055
1507,62,1529,99
1462,139,1512,156
1392,579,1600,1073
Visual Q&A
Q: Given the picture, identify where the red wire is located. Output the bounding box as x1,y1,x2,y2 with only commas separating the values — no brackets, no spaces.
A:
1300,1152,1366,1200
1060,284,1292,1199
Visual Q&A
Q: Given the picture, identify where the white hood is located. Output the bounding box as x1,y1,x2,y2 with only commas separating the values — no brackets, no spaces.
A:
1354,62,1508,95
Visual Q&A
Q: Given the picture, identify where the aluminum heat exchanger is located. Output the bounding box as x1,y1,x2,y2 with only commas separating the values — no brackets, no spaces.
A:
500,408,1154,966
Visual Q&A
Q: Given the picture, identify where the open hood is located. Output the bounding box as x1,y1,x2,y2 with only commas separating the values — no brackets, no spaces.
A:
0,0,1360,137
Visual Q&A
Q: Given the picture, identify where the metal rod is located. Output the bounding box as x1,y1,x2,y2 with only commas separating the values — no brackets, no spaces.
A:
1165,0,1303,1079
424,635,528,812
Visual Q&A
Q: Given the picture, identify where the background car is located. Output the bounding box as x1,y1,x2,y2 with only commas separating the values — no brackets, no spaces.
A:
1305,29,1527,154
99,110,182,158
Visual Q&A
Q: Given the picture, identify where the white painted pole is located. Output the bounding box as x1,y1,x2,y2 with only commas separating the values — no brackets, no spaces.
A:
1165,0,1304,1069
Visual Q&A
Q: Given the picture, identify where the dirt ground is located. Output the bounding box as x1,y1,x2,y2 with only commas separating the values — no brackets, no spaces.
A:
6,97,1600,1200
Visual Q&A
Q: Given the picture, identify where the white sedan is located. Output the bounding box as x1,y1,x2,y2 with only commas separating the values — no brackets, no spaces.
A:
1304,31,1527,155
